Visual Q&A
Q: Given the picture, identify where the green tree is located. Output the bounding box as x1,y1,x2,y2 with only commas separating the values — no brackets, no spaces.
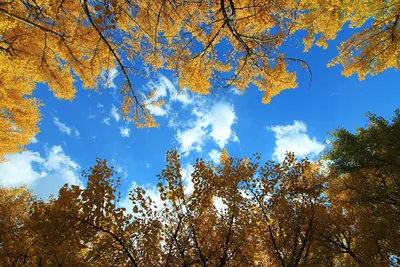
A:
325,110,400,265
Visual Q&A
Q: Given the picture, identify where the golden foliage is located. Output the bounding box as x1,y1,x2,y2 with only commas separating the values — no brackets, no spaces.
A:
2,127,399,266
1,0,399,158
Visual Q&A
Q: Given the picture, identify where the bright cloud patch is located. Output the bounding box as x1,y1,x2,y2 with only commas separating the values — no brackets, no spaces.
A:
141,74,239,156
208,149,221,164
30,137,39,144
148,105,168,117
176,125,207,154
102,67,118,89
0,146,82,199
181,163,194,195
176,102,238,156
268,121,324,162
206,103,238,148
120,126,131,137
110,105,120,122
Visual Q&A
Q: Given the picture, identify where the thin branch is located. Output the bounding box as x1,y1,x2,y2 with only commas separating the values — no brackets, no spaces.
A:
69,216,139,267
82,0,143,111
0,8,66,39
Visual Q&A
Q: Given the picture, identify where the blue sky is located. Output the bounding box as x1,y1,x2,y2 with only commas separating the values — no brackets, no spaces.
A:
0,28,399,204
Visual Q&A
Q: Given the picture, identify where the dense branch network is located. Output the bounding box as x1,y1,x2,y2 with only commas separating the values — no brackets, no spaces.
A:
1,110,399,266
1,0,399,159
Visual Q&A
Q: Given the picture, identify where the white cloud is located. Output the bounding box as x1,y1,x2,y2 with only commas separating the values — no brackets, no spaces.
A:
181,163,194,195
103,117,110,125
230,87,242,95
0,151,45,186
140,74,239,157
176,102,238,156
110,105,120,123
145,161,151,169
0,146,82,199
268,121,325,162
144,74,193,117
120,126,131,137
208,149,221,164
53,118,79,137
102,68,118,89
54,117,71,135
159,75,192,106
30,137,39,144
171,90,192,106
206,103,238,148
147,105,168,117
176,125,207,155
97,102,104,108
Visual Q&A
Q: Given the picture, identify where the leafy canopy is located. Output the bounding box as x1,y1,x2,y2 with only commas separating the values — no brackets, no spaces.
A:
1,0,399,158
2,109,400,267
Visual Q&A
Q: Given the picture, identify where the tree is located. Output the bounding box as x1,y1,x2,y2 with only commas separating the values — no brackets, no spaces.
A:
324,110,400,265
0,153,327,265
1,1,399,159
0,186,37,266
1,145,399,265
294,0,400,79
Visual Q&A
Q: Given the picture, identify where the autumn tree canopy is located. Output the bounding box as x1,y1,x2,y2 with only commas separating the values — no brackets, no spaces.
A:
324,110,400,265
1,0,399,158
1,109,399,266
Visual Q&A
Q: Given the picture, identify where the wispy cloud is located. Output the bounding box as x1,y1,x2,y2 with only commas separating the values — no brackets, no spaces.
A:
120,126,130,138
145,161,151,169
145,74,193,117
74,128,80,137
116,165,128,178
102,68,118,89
110,105,120,123
140,74,239,157
268,121,325,162
30,137,39,144
103,117,111,125
54,117,71,135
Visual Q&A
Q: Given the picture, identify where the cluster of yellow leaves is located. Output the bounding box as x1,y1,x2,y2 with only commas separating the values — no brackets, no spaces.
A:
295,0,400,79
0,67,41,161
0,0,112,159
1,0,399,159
